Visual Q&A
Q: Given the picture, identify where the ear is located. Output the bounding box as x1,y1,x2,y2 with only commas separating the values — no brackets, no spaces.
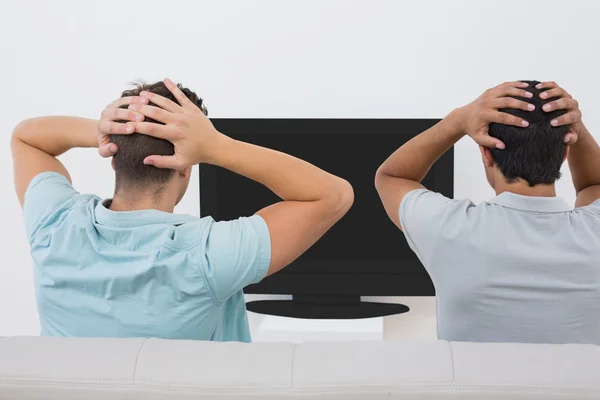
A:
179,166,192,179
563,145,569,163
479,145,495,168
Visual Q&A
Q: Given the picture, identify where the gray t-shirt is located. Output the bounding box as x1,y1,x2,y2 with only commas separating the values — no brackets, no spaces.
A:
400,189,600,345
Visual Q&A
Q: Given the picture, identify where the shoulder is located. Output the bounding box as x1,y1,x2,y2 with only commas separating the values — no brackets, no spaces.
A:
161,215,215,251
400,189,475,225
577,199,600,217
570,199,600,231
162,214,269,253
401,189,474,210
24,172,99,239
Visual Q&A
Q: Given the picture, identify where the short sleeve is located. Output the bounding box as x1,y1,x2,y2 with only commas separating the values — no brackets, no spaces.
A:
203,215,271,303
399,189,456,267
23,172,79,240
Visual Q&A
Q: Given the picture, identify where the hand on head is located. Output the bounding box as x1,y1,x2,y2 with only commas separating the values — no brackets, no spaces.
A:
126,78,222,169
455,81,582,149
535,81,582,144
97,96,148,158
96,78,221,168
97,78,584,163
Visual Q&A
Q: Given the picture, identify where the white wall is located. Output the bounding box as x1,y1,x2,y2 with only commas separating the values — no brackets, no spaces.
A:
1,0,599,337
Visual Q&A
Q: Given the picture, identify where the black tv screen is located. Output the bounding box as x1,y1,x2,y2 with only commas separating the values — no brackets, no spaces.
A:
200,119,452,310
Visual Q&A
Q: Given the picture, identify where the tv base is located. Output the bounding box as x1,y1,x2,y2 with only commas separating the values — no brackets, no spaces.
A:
246,295,409,319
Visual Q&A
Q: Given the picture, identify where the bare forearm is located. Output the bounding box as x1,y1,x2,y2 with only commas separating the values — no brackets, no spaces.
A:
377,110,464,182
568,123,600,193
12,116,98,156
10,116,96,206
207,135,348,202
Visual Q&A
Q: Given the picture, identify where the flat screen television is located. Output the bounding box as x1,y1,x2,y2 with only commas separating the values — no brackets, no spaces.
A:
200,119,452,319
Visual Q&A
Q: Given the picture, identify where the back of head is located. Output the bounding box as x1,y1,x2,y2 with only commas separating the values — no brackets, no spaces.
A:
111,81,207,193
488,80,569,187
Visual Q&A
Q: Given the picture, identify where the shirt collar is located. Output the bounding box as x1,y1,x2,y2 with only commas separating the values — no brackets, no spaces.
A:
488,192,572,213
94,199,197,228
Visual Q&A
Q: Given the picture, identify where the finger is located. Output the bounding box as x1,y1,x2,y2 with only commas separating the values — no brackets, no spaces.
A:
489,111,529,127
163,78,194,108
499,81,530,89
139,91,182,113
489,82,533,98
477,135,506,150
108,96,148,109
542,98,578,113
535,81,559,90
551,110,582,127
127,121,174,139
143,155,183,170
98,119,135,135
103,107,145,122
564,133,578,145
539,87,568,100
505,87,534,99
491,97,535,112
98,143,118,158
128,104,173,124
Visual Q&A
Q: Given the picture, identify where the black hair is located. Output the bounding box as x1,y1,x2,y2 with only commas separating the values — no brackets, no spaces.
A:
488,80,569,187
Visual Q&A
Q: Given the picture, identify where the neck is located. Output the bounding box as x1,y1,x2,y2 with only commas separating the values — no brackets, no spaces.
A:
110,190,176,213
494,180,557,197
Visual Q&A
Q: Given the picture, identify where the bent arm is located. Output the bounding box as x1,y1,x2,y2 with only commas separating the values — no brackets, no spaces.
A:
206,136,354,276
11,116,98,206
375,111,463,230
568,123,600,208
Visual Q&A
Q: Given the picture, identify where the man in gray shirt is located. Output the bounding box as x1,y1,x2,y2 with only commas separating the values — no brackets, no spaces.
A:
375,80,600,345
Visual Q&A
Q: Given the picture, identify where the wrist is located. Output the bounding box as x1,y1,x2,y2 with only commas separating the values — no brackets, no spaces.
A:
86,121,101,149
572,121,589,137
442,108,467,140
92,120,102,148
202,132,234,166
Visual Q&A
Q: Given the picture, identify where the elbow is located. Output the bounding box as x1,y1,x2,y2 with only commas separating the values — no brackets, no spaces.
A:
374,166,388,195
12,119,34,143
339,178,355,214
328,178,354,217
11,120,31,150
13,119,31,137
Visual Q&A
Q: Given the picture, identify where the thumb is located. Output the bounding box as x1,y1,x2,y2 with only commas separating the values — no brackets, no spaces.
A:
477,135,505,150
143,155,181,169
564,132,578,145
98,143,118,158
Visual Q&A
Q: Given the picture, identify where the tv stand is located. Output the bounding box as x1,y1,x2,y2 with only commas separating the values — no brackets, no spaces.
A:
246,295,409,319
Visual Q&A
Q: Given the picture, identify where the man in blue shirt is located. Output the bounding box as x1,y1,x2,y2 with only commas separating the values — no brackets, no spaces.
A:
375,80,600,345
12,78,354,341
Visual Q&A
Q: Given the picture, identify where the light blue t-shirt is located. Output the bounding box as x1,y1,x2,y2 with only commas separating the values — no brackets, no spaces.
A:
400,189,600,345
23,172,271,342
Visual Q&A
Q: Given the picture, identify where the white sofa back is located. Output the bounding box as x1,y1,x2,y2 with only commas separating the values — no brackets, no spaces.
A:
0,336,598,399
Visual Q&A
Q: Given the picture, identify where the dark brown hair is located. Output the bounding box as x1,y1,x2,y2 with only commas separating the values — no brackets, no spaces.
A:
111,81,207,193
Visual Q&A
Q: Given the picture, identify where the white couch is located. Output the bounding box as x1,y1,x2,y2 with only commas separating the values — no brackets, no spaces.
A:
0,336,598,399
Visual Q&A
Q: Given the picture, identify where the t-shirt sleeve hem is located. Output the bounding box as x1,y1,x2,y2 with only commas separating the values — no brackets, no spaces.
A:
250,214,272,284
